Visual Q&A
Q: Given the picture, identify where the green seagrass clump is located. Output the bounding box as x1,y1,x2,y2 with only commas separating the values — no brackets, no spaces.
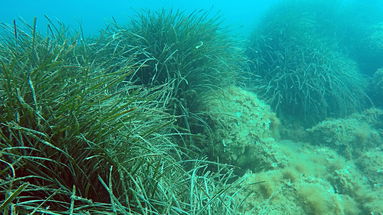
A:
93,10,244,112
88,9,246,151
0,19,242,214
246,0,369,126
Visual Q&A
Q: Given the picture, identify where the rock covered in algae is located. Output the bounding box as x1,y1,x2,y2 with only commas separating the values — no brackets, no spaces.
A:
234,140,383,215
306,108,383,158
355,148,383,188
198,86,282,172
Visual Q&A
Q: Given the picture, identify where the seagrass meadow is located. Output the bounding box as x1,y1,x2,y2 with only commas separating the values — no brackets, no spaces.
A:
1,0,383,214
0,13,243,214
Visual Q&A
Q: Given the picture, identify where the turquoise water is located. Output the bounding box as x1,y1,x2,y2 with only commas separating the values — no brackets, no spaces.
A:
0,0,279,37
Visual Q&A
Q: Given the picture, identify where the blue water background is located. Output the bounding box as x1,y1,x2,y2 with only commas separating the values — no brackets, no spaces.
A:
0,0,280,37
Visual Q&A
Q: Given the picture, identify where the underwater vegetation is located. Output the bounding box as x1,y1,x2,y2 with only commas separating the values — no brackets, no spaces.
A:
83,10,248,163
233,1,383,214
246,0,370,126
91,10,243,134
1,1,383,214
0,16,242,214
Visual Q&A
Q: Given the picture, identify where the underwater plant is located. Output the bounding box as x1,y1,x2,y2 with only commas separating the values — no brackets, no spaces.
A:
246,0,369,126
91,9,244,139
97,9,241,92
0,19,242,214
